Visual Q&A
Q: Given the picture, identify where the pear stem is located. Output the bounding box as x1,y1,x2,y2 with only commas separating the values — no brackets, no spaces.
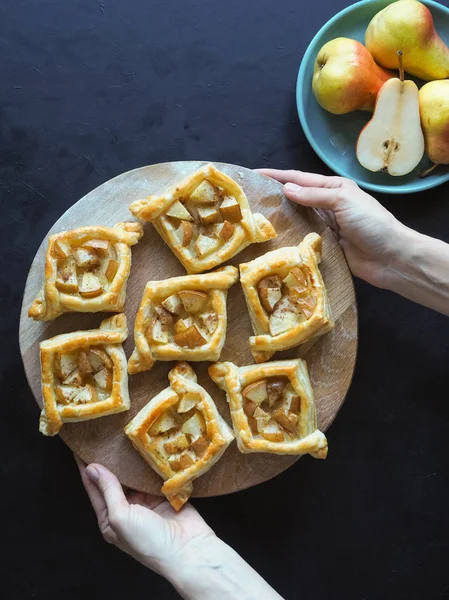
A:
397,50,404,82
420,163,439,178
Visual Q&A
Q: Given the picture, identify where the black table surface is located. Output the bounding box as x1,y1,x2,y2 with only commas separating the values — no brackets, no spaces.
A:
2,1,449,598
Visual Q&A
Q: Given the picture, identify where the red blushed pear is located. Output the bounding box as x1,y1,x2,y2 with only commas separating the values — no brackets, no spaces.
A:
312,37,394,115
365,0,449,81
356,51,425,177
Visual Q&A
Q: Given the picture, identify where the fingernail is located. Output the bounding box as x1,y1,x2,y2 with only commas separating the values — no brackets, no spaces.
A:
285,183,302,193
86,465,99,483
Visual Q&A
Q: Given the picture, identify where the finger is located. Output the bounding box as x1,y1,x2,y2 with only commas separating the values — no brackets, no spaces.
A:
256,169,343,189
284,183,339,211
74,455,108,520
86,464,129,525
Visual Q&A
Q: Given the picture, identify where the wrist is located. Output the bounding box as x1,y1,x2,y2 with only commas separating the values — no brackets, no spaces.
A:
383,224,421,292
382,224,449,316
162,534,225,595
163,534,282,600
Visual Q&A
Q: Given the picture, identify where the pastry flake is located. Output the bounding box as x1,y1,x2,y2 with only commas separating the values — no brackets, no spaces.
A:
39,314,130,436
28,222,143,321
125,362,234,510
240,232,334,362
128,163,276,273
128,266,239,374
209,358,327,458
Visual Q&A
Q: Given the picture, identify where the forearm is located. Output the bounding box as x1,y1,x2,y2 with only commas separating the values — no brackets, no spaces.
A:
165,536,284,600
385,226,449,316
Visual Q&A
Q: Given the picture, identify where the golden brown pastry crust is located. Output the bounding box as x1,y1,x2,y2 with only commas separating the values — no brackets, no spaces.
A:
125,362,234,510
39,314,130,436
239,232,334,362
209,359,327,458
128,266,239,374
28,222,143,321
128,163,276,274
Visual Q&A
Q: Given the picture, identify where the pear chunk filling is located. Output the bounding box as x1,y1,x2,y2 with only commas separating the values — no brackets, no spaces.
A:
256,267,317,336
55,238,118,299
147,398,211,472
242,377,301,441
146,290,219,349
54,345,114,406
164,178,242,259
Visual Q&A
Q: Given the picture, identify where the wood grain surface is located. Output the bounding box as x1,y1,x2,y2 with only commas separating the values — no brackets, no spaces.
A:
19,161,357,497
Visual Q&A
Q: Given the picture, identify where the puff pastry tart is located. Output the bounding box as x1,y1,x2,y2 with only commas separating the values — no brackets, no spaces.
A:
240,232,334,363
39,314,130,437
28,222,143,321
209,359,327,458
128,163,276,273
125,362,234,510
128,265,239,374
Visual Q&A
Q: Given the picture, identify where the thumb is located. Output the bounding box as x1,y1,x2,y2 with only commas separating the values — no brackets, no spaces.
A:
284,183,339,211
86,464,129,527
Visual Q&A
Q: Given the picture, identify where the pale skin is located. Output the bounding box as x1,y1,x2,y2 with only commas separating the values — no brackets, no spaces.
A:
77,169,449,599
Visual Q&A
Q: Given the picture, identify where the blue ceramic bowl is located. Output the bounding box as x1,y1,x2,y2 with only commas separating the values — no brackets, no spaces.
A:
297,0,449,194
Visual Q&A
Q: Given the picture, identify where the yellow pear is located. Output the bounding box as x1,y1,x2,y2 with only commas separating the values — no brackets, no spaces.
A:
312,37,393,115
365,0,449,81
419,80,449,166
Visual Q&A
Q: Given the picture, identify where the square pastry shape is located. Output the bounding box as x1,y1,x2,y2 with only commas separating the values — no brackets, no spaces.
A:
209,358,327,458
128,163,276,274
128,266,239,374
125,362,234,510
240,232,334,363
28,222,143,321
39,314,130,436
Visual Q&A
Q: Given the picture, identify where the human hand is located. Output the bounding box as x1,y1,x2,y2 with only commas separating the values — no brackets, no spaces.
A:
76,457,284,599
257,169,407,289
75,456,216,576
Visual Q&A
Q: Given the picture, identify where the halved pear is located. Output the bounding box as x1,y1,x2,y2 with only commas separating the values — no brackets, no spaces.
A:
356,78,424,176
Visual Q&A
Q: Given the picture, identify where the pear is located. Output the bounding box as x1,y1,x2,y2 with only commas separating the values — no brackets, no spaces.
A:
365,0,449,81
312,37,393,115
356,53,424,176
419,80,449,168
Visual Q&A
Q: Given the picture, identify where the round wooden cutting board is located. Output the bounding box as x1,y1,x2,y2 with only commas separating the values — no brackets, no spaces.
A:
19,161,357,497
